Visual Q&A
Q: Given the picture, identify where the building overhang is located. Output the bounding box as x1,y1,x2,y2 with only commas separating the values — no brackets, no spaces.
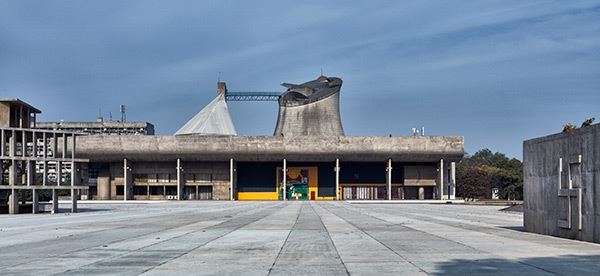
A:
75,135,464,163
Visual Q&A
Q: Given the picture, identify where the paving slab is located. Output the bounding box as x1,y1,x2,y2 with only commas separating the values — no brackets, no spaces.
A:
1,201,599,275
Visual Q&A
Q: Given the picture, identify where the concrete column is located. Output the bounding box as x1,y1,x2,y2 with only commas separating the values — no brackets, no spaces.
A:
43,132,47,158
177,158,183,200
282,159,287,201
439,159,444,200
31,131,37,157
27,161,35,186
51,189,59,214
387,159,392,200
1,129,5,156
123,159,132,200
19,105,23,128
9,160,17,186
9,130,15,157
62,133,67,159
52,133,57,158
57,160,62,186
32,189,39,214
229,158,234,200
8,190,19,214
71,189,78,213
450,162,456,200
71,162,77,186
43,161,48,186
97,171,111,200
71,133,76,159
22,130,26,157
335,158,340,200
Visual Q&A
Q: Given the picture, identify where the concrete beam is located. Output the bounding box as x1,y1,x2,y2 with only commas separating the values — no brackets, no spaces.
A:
74,135,465,163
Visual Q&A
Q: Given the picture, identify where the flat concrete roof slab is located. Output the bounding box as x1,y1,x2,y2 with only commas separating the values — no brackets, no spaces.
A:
1,202,599,275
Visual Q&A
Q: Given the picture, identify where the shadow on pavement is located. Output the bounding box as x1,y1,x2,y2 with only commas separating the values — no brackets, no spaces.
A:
432,254,600,275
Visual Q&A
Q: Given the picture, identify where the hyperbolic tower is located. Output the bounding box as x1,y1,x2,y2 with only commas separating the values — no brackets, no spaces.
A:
274,76,344,136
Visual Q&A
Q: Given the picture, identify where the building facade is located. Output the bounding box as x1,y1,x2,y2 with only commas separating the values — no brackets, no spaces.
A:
3,75,464,207
0,99,88,214
524,124,600,243
36,120,155,135
75,135,462,201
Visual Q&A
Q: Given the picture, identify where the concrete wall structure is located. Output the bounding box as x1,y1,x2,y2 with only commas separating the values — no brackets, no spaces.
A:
524,124,600,243
274,76,344,136
0,99,88,214
73,135,462,201
74,135,463,162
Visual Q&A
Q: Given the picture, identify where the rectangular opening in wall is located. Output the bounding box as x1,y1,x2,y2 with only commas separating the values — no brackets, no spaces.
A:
569,163,581,189
134,185,148,196
149,186,163,195
198,186,212,200
116,185,124,196
165,186,177,195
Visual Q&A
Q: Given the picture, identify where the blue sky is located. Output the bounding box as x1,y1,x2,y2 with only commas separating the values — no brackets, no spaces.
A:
1,1,599,159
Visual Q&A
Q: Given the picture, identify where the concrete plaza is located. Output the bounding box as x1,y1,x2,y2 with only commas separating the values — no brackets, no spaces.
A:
1,201,599,275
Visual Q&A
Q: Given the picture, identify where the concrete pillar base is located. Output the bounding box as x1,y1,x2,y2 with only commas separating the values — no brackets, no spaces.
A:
32,189,39,214
71,189,78,213
51,189,59,214
8,190,19,215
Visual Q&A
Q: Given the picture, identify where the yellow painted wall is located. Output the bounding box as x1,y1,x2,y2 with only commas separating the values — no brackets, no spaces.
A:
237,192,279,200
236,166,337,201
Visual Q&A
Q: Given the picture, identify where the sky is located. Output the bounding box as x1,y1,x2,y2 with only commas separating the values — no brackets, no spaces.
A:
1,1,599,159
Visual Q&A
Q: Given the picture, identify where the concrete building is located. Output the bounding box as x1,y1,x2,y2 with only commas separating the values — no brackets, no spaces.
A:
36,120,155,135
524,123,600,243
0,99,88,214
5,76,463,204
72,76,462,201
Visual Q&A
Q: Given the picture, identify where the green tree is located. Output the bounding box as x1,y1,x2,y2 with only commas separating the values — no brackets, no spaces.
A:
457,149,523,200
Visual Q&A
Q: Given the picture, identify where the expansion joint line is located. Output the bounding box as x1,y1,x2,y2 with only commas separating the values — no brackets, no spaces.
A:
134,202,288,276
335,203,562,276
267,202,302,276
309,201,351,276
318,202,430,275
58,203,274,275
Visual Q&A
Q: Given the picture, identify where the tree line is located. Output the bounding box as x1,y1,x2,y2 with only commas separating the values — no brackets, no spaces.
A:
456,149,522,200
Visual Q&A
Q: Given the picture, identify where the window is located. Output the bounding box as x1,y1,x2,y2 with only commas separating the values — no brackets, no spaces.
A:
148,174,157,183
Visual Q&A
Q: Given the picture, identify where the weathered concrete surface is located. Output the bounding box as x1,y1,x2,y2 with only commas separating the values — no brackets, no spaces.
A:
73,135,464,162
524,124,600,243
1,201,599,275
275,89,344,137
